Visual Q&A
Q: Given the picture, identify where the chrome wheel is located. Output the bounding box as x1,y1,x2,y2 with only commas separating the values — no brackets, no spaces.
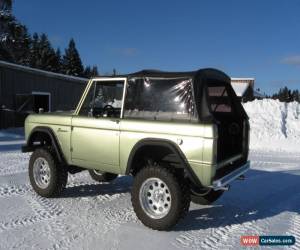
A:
139,177,171,219
33,157,51,189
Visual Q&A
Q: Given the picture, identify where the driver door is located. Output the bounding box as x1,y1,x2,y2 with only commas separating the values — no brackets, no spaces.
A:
71,78,126,173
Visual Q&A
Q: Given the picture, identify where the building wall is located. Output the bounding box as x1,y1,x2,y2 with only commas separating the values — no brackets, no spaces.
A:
0,61,87,128
0,63,86,111
231,78,255,102
231,78,255,88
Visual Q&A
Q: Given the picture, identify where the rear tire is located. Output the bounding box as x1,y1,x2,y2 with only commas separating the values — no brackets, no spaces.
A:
29,148,68,198
131,165,190,231
191,187,224,205
88,169,118,182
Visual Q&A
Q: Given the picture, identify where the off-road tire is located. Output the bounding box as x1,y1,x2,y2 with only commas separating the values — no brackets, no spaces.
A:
88,170,118,182
131,165,190,231
29,147,68,198
191,188,224,205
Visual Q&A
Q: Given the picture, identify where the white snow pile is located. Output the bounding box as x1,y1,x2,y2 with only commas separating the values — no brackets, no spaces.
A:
243,99,300,152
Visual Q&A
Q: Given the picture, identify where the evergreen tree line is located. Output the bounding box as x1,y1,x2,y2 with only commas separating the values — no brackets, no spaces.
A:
0,0,98,78
271,86,300,103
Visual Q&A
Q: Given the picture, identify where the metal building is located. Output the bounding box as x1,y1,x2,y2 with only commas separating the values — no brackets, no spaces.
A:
231,78,255,102
0,60,87,128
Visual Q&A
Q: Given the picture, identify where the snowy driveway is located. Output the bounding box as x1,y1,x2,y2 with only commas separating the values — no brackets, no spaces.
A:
0,142,299,249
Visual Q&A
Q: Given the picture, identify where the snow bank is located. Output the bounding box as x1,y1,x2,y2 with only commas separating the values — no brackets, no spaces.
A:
243,99,300,152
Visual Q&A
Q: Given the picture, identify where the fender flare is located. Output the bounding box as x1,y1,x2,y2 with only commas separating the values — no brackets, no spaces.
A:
23,126,66,164
126,138,202,186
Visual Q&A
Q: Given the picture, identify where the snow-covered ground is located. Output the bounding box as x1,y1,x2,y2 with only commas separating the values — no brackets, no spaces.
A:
243,99,300,152
0,99,299,249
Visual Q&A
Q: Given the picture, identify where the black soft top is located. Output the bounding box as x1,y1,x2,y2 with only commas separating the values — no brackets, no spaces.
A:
123,68,231,84
113,68,246,122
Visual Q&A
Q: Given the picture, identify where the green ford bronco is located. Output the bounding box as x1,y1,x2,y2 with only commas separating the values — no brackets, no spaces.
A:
22,68,250,230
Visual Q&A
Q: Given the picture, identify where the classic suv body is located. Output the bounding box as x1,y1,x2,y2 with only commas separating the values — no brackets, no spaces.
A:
24,69,250,188
23,68,250,230
25,112,217,186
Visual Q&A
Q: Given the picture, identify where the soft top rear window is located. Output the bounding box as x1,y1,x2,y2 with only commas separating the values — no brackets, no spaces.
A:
207,85,233,113
205,79,248,120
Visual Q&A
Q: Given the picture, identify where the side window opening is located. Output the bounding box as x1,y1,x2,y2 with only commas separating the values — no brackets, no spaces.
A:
79,81,124,118
124,77,196,122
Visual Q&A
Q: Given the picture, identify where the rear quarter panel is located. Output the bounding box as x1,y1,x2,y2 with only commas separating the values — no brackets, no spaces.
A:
119,120,217,186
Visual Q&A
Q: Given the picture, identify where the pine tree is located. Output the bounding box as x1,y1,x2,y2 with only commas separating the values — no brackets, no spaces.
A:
38,33,56,71
52,48,62,73
1,1,96,76
84,65,99,78
62,38,84,77
14,25,31,65
0,0,31,64
292,90,299,102
90,66,98,76
29,32,39,68
83,66,91,77
272,86,300,103
0,0,12,11
278,87,289,102
28,33,60,72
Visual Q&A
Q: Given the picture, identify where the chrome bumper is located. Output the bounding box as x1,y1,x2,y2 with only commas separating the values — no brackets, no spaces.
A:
209,161,250,191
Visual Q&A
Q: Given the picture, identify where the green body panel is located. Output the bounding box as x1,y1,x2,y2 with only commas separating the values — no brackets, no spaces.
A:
24,113,218,186
119,120,217,186
24,78,221,187
70,116,120,173
25,114,73,163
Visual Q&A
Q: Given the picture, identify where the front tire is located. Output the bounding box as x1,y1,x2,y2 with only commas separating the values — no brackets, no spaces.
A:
131,165,190,231
29,148,68,198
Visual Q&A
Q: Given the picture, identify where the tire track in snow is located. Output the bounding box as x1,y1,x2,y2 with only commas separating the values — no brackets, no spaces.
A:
0,152,29,176
102,206,138,230
173,210,264,250
45,220,77,250
0,184,31,197
173,155,300,250
0,184,63,232
251,160,300,172
288,213,300,250
251,160,299,166
250,151,300,157
44,185,131,250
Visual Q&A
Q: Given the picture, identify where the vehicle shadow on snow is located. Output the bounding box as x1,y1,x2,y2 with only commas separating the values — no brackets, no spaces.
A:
60,176,133,198
57,169,300,232
175,169,300,231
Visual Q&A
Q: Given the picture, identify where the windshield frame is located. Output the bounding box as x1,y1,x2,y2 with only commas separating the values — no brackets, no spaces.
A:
74,77,127,118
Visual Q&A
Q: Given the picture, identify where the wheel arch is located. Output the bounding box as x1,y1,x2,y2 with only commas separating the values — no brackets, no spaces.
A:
24,126,66,164
126,138,202,187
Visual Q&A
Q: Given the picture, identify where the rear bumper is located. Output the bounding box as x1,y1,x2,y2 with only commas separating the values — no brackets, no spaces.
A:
209,161,250,190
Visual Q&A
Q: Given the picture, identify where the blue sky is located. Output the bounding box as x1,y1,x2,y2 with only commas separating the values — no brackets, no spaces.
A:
14,0,300,94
